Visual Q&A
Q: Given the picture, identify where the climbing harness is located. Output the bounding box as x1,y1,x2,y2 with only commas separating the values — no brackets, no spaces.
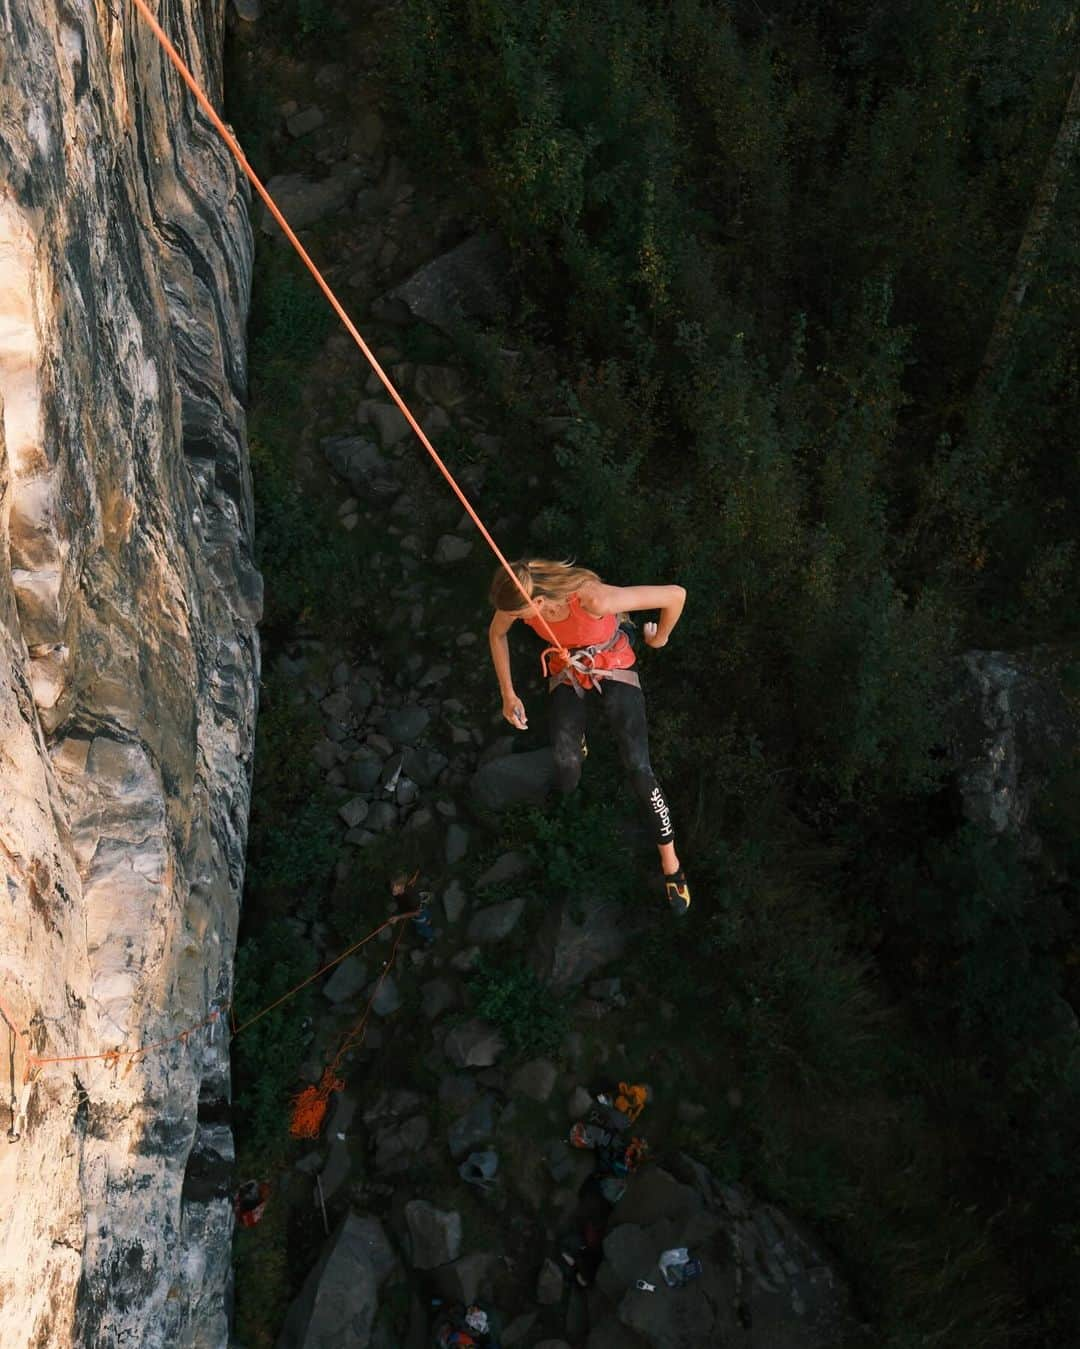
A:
544,627,641,696
127,0,571,680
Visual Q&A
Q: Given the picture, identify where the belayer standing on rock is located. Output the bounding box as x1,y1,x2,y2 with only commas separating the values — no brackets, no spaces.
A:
487,558,690,913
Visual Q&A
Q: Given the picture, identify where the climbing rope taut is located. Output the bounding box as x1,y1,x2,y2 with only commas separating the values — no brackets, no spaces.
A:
126,0,570,668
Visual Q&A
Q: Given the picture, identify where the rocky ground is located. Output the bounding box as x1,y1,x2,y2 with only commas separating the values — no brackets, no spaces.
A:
218,4,1080,1348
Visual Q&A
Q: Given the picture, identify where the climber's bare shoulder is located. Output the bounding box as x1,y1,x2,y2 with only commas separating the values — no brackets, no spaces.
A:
583,581,681,616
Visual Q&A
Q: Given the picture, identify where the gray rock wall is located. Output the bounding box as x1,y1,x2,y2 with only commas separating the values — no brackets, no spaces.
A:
0,2,258,1345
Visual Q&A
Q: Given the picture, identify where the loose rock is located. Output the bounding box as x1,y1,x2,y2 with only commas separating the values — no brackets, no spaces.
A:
442,879,467,923
444,822,470,863
338,797,369,829
276,1213,387,1348
471,748,557,812
444,1018,505,1068
382,705,430,744
447,1094,496,1160
509,1058,557,1103
404,1201,462,1270
476,851,530,887
466,896,525,945
434,534,474,565
323,956,368,1004
536,1257,564,1305
286,106,325,138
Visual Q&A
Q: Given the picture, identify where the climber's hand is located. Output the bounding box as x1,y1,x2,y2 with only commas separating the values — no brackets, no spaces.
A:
503,696,528,729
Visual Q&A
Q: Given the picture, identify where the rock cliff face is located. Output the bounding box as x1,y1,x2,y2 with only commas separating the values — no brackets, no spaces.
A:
0,2,258,1345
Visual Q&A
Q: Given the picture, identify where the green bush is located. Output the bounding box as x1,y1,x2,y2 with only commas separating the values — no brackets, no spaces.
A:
231,920,319,1169
469,958,569,1058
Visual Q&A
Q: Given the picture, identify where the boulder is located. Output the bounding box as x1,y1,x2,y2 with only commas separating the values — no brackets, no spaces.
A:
374,1115,430,1172
382,705,431,744
369,974,401,1017
476,850,531,887
617,1270,714,1349
367,401,413,450
338,797,369,829
478,735,516,767
950,647,1080,852
352,110,385,160
444,1018,505,1068
403,745,449,786
439,1075,479,1111
536,1257,564,1305
502,1312,539,1346
375,232,510,333
285,106,325,138
445,822,470,864
434,534,474,565
346,750,383,792
322,955,368,1004
466,896,526,945
276,1212,386,1347
421,978,458,1020
414,364,467,408
362,800,395,833
345,1214,398,1286
470,747,557,812
319,1138,352,1202
586,1158,871,1349
321,435,401,501
510,1058,558,1103
449,945,481,973
260,170,364,234
404,1201,462,1270
447,1094,496,1160
363,1088,423,1124
442,879,467,923
430,1251,498,1305
532,894,631,989
567,1085,594,1119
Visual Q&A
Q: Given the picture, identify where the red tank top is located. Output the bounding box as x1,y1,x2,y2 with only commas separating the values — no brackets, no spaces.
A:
522,593,636,679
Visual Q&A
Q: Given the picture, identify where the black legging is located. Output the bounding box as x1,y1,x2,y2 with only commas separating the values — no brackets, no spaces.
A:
549,678,675,846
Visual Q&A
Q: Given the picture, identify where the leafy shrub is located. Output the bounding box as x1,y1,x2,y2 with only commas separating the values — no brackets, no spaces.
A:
469,958,569,1057
231,920,318,1168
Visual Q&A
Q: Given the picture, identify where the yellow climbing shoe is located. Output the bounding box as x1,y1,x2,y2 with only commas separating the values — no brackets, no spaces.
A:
665,867,691,915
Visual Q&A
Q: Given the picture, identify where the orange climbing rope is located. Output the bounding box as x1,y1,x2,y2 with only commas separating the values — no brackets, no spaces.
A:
127,0,569,664
4,1,574,1134
7,908,417,1085
289,916,409,1138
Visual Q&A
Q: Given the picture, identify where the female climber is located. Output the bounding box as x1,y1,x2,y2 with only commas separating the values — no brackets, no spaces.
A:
487,558,690,913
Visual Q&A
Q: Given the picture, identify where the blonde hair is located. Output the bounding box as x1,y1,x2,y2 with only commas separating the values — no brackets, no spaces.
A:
489,558,602,612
